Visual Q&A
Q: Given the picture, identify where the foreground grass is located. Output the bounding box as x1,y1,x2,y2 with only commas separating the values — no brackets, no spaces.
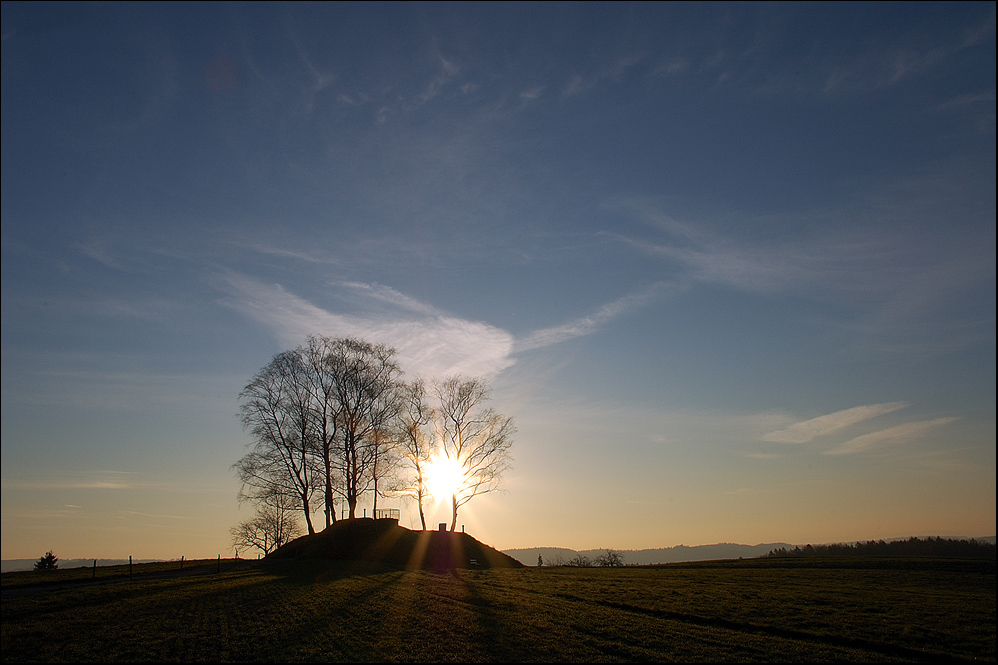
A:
2,557,994,662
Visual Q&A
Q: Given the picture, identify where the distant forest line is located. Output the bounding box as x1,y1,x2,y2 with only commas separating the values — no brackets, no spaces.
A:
767,536,996,560
505,536,996,567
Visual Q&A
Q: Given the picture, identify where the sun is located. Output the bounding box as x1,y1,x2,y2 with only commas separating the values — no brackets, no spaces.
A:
425,454,465,502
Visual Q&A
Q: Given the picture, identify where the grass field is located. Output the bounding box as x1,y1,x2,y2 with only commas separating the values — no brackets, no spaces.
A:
2,557,994,662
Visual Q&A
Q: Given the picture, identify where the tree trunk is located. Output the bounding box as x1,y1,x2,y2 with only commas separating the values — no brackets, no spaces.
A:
449,494,458,532
301,491,315,534
324,444,334,527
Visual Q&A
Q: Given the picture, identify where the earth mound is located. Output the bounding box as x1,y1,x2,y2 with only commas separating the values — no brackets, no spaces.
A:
266,518,524,572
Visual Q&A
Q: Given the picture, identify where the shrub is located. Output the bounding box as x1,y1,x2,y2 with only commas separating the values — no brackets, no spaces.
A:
34,551,59,571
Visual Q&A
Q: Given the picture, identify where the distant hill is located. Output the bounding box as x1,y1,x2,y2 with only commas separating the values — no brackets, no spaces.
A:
1,558,163,573
504,543,791,566
505,536,998,566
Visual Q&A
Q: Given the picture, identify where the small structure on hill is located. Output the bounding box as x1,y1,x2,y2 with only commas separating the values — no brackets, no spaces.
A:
374,508,400,524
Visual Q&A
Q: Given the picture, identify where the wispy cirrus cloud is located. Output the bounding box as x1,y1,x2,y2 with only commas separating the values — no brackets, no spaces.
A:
340,282,440,317
218,271,515,379
515,282,671,352
609,201,860,294
218,271,660,378
824,418,958,456
2,471,146,491
610,191,994,356
562,53,644,96
117,510,185,520
76,240,123,269
762,402,909,444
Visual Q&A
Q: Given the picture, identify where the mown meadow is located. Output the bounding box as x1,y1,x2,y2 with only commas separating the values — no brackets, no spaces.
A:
2,557,994,662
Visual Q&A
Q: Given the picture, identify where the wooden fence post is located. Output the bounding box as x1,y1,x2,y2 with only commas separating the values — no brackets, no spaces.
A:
216,554,220,574
129,555,132,580
92,560,96,579
180,555,184,571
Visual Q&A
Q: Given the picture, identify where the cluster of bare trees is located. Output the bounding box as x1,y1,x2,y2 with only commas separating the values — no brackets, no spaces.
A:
231,336,514,554
545,550,626,567
230,493,303,556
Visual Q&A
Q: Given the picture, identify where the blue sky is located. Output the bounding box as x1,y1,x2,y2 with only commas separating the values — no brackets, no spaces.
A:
2,2,994,559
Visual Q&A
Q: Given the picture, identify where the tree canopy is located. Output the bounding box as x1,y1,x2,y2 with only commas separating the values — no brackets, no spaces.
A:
34,551,58,571
233,336,514,536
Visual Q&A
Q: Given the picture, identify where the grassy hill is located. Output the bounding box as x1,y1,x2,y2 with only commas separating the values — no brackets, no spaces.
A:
267,518,523,571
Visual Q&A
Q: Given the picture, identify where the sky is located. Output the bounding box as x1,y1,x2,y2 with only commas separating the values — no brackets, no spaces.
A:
1,2,995,560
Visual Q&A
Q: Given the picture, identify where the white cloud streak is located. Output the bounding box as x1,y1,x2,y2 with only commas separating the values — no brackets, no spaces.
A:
611,191,995,356
823,418,958,456
2,471,145,491
562,54,644,97
218,272,515,379
218,272,659,379
610,203,849,294
762,402,909,444
117,510,185,520
515,282,670,352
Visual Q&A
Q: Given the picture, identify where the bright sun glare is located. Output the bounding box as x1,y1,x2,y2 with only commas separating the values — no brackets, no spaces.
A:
425,454,464,502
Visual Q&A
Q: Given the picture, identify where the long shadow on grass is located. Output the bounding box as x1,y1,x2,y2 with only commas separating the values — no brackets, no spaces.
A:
549,590,980,663
0,567,270,620
260,559,402,585
254,563,409,661
456,571,518,661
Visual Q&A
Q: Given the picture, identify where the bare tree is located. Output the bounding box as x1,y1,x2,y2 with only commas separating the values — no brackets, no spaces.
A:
231,494,303,556
369,424,402,516
594,550,626,567
325,338,403,519
433,376,515,531
236,350,321,534
300,335,342,528
392,379,434,530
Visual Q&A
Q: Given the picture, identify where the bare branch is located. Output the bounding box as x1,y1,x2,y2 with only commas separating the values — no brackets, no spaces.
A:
432,375,515,530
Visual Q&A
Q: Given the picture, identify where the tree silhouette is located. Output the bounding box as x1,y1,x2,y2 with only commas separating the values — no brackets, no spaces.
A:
323,338,403,520
432,376,515,531
234,339,515,533
767,536,996,559
231,494,303,556
393,379,434,530
34,551,58,571
236,350,321,534
595,549,625,567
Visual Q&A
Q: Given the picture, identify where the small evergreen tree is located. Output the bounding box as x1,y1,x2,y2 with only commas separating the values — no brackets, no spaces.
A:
34,551,58,571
